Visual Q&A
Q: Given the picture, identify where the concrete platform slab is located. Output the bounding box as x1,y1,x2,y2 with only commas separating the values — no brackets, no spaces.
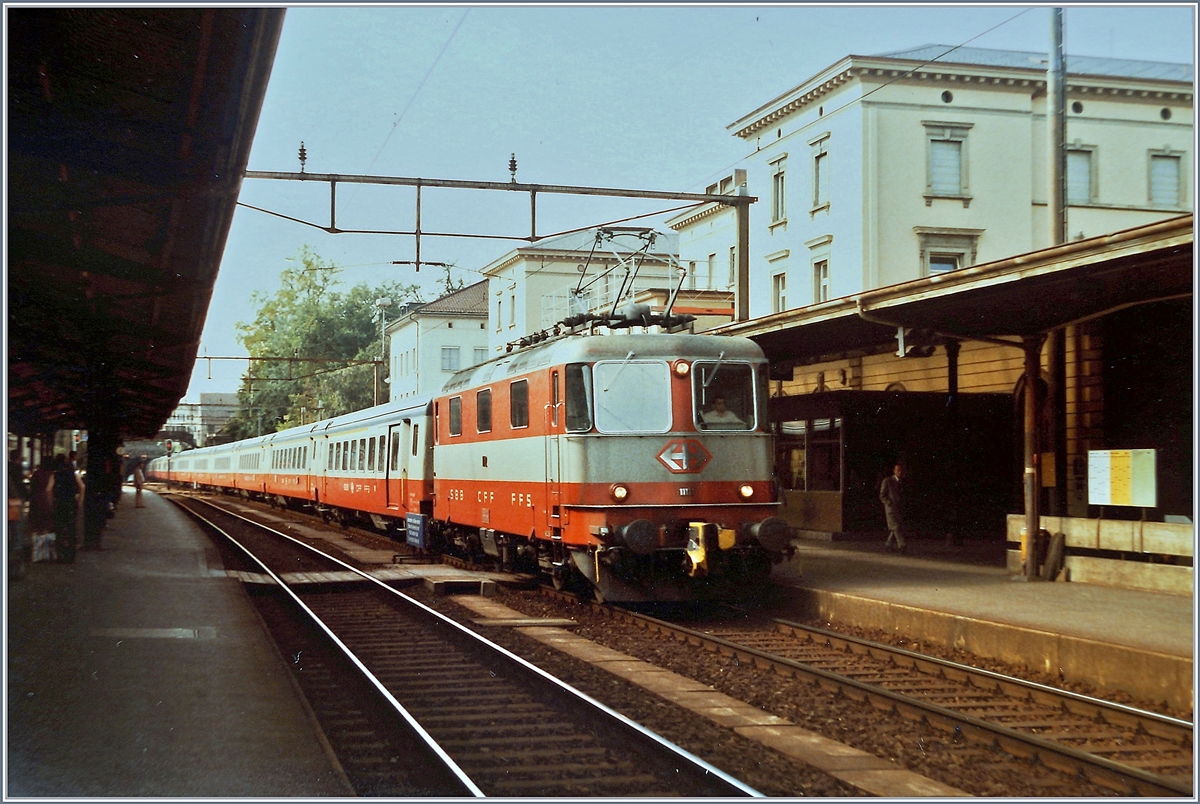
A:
775,538,1194,712
6,488,349,797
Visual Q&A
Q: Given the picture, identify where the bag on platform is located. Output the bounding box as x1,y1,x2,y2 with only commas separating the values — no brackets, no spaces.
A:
31,532,56,563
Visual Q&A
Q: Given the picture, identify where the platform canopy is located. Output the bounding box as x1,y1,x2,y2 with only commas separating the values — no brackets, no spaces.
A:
717,215,1193,367
7,8,285,438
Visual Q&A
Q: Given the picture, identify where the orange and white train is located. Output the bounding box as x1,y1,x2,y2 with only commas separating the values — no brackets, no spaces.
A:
148,332,792,602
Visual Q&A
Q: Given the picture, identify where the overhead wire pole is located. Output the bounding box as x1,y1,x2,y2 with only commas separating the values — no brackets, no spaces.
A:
242,170,758,322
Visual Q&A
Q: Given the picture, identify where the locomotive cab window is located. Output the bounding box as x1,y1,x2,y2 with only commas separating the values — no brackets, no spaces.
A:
694,361,756,431
565,363,592,432
449,397,462,436
593,359,671,433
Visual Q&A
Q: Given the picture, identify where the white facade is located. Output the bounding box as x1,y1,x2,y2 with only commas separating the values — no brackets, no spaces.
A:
677,46,1193,319
480,228,688,354
387,282,489,402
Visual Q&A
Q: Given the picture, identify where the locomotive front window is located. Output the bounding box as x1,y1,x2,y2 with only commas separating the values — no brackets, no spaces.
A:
693,362,756,431
565,363,592,432
593,360,671,433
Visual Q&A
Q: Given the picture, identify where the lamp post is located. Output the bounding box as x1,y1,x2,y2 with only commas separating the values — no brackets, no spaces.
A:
374,297,391,405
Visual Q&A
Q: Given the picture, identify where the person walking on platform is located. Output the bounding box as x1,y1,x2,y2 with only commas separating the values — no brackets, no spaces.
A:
879,462,907,554
26,458,55,542
46,454,84,563
133,456,147,507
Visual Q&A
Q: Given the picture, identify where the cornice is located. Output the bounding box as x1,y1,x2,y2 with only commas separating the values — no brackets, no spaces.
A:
730,54,1193,140
666,201,731,231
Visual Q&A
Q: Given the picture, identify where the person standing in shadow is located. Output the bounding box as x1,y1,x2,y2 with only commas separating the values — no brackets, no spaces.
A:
46,454,84,563
879,462,907,554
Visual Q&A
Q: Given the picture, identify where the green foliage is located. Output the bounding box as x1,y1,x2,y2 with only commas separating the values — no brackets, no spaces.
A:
223,247,423,439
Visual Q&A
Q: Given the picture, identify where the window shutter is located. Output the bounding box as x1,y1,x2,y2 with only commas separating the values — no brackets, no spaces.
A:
1150,155,1180,206
1067,150,1091,204
929,140,961,194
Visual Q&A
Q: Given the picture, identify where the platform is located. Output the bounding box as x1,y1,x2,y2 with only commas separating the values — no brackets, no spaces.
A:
772,536,1194,714
8,489,1192,797
5,487,351,797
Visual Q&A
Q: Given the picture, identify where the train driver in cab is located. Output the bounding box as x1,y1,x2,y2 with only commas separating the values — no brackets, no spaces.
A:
700,395,744,430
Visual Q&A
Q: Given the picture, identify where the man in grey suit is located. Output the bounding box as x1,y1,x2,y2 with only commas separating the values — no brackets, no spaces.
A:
879,463,907,553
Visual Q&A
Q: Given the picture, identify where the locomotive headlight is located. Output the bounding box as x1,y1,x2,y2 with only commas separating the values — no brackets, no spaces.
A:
672,360,691,377
737,484,755,500
610,483,630,502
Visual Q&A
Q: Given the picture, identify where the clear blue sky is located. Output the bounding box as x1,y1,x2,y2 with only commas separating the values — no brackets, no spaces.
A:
186,3,1196,399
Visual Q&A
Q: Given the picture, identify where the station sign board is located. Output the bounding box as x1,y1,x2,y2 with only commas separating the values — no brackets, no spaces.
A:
405,512,429,549
1087,449,1157,508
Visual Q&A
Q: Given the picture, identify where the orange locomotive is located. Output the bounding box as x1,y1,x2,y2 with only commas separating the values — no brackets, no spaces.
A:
148,332,792,602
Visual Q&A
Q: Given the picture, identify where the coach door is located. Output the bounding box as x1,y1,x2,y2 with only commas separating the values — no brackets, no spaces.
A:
544,370,562,529
385,422,405,510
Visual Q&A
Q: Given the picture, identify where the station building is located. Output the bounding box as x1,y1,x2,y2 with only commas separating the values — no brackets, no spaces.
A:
673,45,1192,311
665,45,1194,592
387,280,490,403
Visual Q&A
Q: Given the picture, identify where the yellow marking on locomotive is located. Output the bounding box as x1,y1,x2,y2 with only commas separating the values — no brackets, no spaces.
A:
686,522,737,577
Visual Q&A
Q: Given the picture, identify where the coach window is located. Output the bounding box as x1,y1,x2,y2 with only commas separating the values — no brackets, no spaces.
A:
378,436,386,472
477,389,492,433
449,397,463,436
565,363,593,432
367,438,376,472
693,361,755,431
412,424,420,456
390,432,400,471
510,380,529,428
593,360,671,433
358,438,367,471
350,440,358,472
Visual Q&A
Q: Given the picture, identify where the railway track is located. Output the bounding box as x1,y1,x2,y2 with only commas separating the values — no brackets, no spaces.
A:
589,600,1193,797
170,495,762,797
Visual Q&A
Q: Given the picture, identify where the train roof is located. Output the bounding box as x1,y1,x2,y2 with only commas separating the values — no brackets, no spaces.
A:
158,397,433,459
440,332,765,395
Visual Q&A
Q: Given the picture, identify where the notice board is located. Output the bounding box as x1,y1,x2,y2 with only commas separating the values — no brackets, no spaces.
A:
1087,449,1157,508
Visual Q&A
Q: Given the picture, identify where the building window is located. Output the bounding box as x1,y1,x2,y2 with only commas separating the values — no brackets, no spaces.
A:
771,271,787,313
1066,147,1094,204
495,298,503,331
474,347,488,365
770,156,787,223
914,226,983,277
508,292,516,327
813,259,830,303
813,152,828,208
923,121,972,206
728,247,737,289
687,261,697,291
929,254,960,274
706,253,717,289
810,133,830,211
1149,152,1183,207
441,346,460,372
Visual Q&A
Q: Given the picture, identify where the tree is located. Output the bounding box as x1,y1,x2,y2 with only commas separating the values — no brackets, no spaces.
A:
223,247,422,439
